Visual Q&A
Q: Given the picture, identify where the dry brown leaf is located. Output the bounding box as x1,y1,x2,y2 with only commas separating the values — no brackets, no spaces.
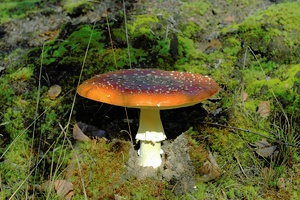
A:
114,194,124,200
48,85,62,100
254,138,271,148
255,145,277,157
223,16,235,23
252,138,277,157
240,91,248,102
200,152,221,182
73,123,90,141
207,39,222,51
257,100,271,118
277,177,285,188
39,29,59,41
37,180,74,200
54,180,74,200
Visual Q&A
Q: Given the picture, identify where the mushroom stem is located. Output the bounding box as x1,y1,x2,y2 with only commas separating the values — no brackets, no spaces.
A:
138,141,162,168
136,109,166,168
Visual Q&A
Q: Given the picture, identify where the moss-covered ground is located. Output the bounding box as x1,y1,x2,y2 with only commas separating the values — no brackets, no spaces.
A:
0,0,300,199
0,0,43,24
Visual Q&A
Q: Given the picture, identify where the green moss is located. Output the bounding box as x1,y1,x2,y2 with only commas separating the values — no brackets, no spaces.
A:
175,34,209,73
0,95,35,196
208,177,263,199
63,0,94,16
128,15,160,39
9,66,33,80
0,47,76,198
181,22,202,38
244,64,300,114
34,16,172,75
0,0,42,24
222,37,241,57
70,139,131,199
112,14,178,69
115,177,173,199
223,2,300,64
0,137,32,196
42,25,105,66
112,27,127,41
180,0,211,16
190,182,207,200
210,130,247,154
0,56,35,111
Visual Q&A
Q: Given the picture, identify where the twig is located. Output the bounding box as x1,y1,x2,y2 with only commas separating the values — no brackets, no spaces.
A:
234,153,248,178
123,0,131,69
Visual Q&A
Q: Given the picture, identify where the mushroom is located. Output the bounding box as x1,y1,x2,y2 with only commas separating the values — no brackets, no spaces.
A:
77,69,219,168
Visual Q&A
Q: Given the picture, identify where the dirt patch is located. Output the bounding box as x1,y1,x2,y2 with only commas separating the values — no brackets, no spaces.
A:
127,133,196,196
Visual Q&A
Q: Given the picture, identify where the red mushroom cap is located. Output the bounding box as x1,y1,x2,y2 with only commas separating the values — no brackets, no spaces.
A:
77,69,219,109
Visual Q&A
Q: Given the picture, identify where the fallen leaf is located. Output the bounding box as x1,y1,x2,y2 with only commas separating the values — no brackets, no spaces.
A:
207,39,222,51
37,180,74,200
223,16,235,23
77,121,106,138
114,194,124,200
54,180,74,200
48,85,62,100
252,138,277,157
39,29,59,41
255,145,277,157
254,138,271,148
200,151,221,182
277,177,285,188
73,123,90,141
257,100,271,118
240,91,248,102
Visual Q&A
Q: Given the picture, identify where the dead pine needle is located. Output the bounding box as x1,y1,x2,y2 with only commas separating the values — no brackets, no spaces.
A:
234,153,248,178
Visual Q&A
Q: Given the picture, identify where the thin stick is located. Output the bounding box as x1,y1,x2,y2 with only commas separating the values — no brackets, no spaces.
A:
29,40,46,198
105,5,118,69
123,0,131,69
122,0,134,143
59,123,88,200
234,153,248,178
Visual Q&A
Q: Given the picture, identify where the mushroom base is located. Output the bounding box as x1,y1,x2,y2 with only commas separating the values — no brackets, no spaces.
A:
135,109,166,168
138,141,162,168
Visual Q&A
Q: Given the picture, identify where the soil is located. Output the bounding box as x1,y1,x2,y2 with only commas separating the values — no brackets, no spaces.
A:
127,133,196,196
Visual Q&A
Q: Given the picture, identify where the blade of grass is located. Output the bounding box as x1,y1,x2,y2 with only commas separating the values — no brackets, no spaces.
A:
46,21,98,200
123,0,131,69
9,138,56,200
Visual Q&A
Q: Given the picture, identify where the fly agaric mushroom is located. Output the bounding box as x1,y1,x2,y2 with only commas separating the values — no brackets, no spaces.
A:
77,69,219,168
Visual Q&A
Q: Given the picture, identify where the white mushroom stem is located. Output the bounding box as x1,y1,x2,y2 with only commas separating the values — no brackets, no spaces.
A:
135,109,166,168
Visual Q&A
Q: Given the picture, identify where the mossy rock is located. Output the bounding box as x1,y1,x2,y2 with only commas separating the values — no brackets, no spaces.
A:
0,0,41,24
180,0,211,16
222,2,300,66
245,64,300,115
26,13,191,88
63,0,94,17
